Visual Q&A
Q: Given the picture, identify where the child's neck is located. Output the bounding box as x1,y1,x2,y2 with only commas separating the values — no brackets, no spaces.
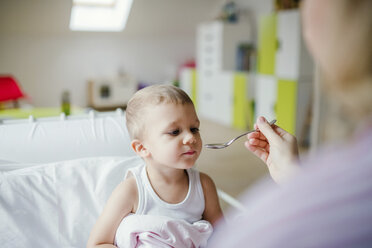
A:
145,163,188,184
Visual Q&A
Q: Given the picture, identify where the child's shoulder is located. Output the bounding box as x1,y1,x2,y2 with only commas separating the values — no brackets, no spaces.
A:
199,171,213,181
199,172,216,189
113,176,138,200
104,174,138,214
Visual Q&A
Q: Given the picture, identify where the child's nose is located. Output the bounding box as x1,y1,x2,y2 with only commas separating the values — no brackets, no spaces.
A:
183,132,196,144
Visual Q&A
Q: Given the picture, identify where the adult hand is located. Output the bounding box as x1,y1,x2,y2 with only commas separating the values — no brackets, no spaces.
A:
245,116,300,184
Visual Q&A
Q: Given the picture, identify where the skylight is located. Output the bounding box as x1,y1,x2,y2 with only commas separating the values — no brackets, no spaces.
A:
69,0,133,32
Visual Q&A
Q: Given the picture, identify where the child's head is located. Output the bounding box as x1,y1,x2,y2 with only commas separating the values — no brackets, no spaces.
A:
126,84,202,169
126,84,194,139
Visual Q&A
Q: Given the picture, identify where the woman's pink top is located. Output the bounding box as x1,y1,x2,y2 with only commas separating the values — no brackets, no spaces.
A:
208,125,372,247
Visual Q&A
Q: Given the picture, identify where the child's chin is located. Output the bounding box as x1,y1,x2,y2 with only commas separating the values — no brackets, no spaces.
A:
178,156,199,168
184,162,197,169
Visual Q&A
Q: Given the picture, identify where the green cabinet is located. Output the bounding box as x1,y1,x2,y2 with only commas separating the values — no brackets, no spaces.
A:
233,73,254,130
276,79,297,134
258,14,277,75
255,10,313,139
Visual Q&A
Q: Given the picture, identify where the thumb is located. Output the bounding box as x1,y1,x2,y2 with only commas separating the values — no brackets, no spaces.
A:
256,116,281,144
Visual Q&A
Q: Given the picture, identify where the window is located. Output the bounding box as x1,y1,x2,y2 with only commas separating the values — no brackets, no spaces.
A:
69,0,133,32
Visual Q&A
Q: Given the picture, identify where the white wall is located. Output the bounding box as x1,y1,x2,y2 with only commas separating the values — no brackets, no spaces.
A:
0,33,195,107
0,0,272,108
0,0,224,107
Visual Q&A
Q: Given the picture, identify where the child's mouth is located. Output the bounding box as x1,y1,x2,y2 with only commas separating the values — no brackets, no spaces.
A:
183,151,196,155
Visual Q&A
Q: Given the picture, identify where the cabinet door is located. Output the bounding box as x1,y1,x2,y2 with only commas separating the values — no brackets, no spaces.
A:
258,14,277,75
275,10,300,80
213,72,233,126
197,73,215,121
197,22,222,73
197,72,233,126
255,75,277,122
233,73,248,129
276,79,297,135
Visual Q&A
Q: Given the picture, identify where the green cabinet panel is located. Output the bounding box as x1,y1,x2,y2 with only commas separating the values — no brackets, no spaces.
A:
276,80,297,135
258,14,277,75
190,69,198,109
233,73,253,130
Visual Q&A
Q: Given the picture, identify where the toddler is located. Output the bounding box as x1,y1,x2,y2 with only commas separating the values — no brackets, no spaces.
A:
87,84,223,248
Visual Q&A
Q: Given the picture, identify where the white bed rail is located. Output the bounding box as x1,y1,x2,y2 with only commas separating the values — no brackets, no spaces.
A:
217,189,245,212
0,109,136,163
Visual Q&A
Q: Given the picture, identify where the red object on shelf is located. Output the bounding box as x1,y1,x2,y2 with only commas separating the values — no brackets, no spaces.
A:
0,76,25,102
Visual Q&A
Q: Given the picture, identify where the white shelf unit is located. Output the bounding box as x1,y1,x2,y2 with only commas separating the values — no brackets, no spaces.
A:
196,20,252,128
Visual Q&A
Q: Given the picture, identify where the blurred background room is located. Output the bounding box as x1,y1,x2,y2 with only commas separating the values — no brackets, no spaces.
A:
0,0,328,210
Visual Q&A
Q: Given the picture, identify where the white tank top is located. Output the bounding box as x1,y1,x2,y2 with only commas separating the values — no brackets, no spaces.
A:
125,163,205,223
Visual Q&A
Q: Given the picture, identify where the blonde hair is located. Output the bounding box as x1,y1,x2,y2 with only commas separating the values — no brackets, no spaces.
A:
125,84,194,139
325,0,372,119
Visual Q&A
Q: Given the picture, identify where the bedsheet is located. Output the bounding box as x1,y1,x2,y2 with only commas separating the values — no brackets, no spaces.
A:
0,156,142,248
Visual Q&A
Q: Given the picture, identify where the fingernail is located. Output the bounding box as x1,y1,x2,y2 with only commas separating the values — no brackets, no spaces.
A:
258,116,266,123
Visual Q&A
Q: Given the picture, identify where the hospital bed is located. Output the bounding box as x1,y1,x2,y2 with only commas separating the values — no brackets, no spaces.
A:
0,110,243,247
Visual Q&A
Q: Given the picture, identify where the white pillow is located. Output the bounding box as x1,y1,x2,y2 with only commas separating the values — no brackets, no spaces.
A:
0,156,142,247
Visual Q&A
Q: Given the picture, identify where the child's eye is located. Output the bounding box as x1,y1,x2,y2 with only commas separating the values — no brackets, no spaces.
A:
191,128,199,134
168,129,180,136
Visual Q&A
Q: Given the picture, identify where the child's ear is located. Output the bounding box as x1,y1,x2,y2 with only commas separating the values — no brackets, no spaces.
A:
131,139,149,158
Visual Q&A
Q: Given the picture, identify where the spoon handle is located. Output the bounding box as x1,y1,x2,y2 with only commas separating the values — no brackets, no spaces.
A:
233,129,256,142
231,119,277,143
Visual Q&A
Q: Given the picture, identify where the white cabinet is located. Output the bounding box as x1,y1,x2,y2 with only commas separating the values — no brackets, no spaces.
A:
181,68,254,130
275,10,313,80
255,75,277,122
198,72,234,126
197,21,251,73
196,20,252,128
275,11,300,79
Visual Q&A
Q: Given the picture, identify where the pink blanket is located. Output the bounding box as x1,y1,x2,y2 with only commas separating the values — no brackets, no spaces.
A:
115,214,213,248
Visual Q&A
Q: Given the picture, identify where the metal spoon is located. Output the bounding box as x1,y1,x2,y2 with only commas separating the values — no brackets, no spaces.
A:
204,120,276,149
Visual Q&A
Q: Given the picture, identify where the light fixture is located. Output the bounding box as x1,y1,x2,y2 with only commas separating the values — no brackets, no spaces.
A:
69,0,133,32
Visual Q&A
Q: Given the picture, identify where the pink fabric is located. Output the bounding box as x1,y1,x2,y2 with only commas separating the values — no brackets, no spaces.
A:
115,214,213,248
208,126,372,247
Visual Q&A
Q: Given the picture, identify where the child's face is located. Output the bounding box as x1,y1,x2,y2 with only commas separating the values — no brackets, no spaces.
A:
141,103,202,169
